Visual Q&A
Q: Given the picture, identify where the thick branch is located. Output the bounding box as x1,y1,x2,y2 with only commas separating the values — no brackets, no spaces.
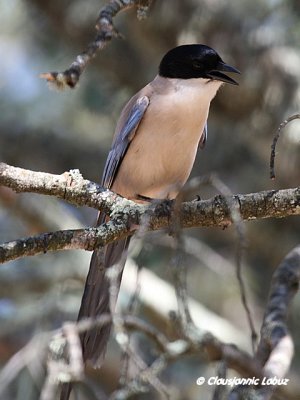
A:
257,245,300,372
230,245,300,399
1,162,300,227
0,163,131,215
1,162,300,263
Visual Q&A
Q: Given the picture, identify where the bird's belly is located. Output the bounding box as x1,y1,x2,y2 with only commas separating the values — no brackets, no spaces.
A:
111,86,210,201
112,126,201,201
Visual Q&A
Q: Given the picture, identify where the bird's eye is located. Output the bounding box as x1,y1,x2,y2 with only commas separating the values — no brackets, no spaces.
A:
192,60,202,69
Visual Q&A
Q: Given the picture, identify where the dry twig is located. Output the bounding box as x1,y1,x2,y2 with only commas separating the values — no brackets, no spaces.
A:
40,0,153,89
2,242,299,400
270,113,300,179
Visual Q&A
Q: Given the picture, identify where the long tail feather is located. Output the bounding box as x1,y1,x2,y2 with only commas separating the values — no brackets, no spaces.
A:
60,212,131,400
79,237,131,365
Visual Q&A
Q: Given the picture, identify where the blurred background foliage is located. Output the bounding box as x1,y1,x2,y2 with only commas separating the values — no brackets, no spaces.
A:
1,0,300,399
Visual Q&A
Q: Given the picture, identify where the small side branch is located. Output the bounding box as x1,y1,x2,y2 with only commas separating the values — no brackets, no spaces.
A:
1,246,299,399
49,316,263,398
270,113,300,179
40,0,153,89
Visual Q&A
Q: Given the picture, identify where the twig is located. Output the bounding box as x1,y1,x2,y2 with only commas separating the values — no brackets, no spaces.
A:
209,175,257,352
40,0,153,89
62,323,84,380
212,361,227,400
0,334,49,395
184,175,258,352
169,187,194,331
111,316,172,399
60,315,261,390
270,113,300,179
0,304,276,400
118,262,142,388
41,323,85,400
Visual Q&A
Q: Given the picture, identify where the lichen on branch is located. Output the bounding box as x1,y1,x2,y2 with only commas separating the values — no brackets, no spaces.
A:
1,162,300,264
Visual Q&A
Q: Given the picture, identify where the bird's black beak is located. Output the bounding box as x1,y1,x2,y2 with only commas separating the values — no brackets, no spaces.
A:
207,61,240,85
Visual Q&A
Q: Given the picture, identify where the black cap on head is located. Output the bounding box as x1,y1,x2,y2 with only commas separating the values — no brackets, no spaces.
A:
159,44,240,85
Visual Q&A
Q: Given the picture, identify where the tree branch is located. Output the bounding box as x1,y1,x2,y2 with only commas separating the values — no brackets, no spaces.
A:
40,0,153,89
0,221,128,264
1,162,300,263
257,245,300,373
270,113,300,179
230,245,300,399
1,162,300,225
0,163,130,215
1,247,299,398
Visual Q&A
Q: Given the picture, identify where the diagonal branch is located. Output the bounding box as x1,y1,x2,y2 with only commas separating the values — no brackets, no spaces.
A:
230,245,300,399
257,245,300,373
0,221,128,264
40,0,153,89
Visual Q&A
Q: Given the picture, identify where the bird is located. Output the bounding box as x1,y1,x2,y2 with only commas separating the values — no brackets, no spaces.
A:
60,43,239,399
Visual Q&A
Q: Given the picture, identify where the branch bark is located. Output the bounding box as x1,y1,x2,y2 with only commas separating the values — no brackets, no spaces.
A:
40,0,153,89
229,245,300,399
1,162,300,263
257,246,300,375
0,222,128,264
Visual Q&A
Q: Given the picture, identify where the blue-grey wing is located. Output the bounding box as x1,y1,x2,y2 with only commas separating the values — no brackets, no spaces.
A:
198,122,208,150
78,96,150,370
101,96,150,188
